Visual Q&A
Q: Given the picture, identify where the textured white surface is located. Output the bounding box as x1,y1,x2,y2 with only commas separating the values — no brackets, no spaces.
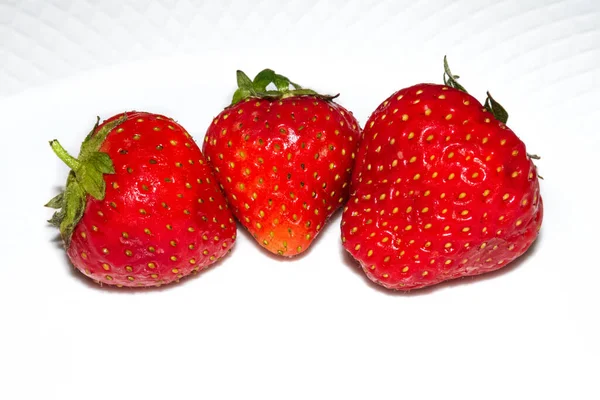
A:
1,0,599,399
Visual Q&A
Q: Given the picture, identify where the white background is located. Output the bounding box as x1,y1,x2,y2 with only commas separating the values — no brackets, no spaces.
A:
1,0,599,399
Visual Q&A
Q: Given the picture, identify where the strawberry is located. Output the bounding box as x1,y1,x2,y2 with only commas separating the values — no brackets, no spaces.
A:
46,112,236,287
341,58,543,290
203,69,361,256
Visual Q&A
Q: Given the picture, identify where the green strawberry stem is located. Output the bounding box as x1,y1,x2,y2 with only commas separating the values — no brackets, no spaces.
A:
46,115,126,246
443,56,508,124
443,56,467,93
483,91,508,124
231,69,338,105
444,57,541,171
50,140,81,170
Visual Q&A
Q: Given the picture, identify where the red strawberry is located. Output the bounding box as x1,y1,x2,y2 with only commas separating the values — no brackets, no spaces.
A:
203,69,361,256
47,112,236,287
341,58,543,290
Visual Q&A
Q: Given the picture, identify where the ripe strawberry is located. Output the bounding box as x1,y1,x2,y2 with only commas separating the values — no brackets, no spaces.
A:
203,69,361,256
341,58,543,290
46,112,236,287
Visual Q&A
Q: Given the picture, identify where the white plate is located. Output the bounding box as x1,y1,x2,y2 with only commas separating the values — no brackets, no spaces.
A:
1,1,599,399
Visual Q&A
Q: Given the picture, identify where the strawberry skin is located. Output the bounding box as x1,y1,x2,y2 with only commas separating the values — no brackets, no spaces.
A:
204,97,360,256
48,112,236,287
342,83,543,290
203,70,361,256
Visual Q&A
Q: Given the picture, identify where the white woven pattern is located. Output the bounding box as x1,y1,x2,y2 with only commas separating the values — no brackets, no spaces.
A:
1,0,599,97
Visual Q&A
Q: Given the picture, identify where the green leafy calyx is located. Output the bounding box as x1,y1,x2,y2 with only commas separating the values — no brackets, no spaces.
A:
46,115,126,246
483,91,508,124
443,56,467,93
231,69,338,105
443,56,509,123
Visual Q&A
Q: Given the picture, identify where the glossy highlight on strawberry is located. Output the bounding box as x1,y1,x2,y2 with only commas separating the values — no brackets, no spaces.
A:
47,112,237,287
203,69,361,256
342,60,543,290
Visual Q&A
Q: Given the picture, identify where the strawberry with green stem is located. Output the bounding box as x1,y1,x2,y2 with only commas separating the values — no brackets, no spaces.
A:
47,112,236,287
203,69,361,256
342,57,543,290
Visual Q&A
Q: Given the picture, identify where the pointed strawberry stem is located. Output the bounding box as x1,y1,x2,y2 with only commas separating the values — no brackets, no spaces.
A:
443,56,467,93
231,69,338,105
443,56,509,123
46,115,127,246
483,91,508,123
443,57,542,175
50,140,81,170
